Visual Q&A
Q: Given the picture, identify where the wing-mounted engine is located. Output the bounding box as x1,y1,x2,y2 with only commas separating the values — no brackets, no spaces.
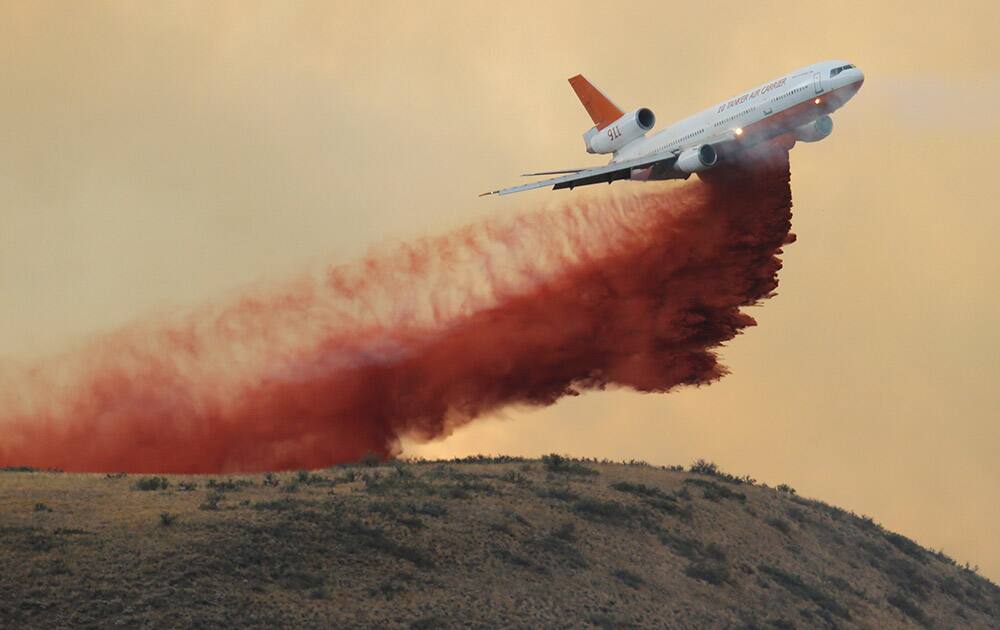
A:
583,108,656,154
794,115,833,143
674,144,718,174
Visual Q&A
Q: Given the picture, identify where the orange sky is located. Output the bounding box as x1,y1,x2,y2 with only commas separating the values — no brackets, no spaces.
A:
1,1,998,579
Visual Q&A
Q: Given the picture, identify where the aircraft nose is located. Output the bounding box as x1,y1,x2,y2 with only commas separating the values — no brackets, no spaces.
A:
854,66,865,85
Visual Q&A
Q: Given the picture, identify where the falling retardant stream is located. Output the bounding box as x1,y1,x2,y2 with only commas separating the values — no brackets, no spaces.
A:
0,141,795,473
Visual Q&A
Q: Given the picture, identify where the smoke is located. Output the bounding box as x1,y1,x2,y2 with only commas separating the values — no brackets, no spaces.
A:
0,143,793,473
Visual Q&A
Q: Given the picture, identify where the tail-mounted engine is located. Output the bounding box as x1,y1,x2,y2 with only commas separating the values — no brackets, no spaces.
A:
794,115,833,143
583,108,655,154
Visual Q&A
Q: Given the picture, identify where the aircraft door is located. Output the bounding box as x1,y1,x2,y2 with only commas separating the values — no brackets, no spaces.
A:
813,72,824,94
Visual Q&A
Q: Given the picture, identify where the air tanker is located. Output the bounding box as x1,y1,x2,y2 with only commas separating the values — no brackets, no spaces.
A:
481,60,864,196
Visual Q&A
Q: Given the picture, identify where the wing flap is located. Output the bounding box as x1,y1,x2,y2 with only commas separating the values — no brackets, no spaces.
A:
481,153,678,197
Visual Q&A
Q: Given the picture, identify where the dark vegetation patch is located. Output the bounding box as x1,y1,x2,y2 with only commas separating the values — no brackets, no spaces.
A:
410,615,446,630
758,564,850,620
572,498,645,528
884,531,927,562
34,503,51,513
367,501,444,530
253,498,315,512
887,592,930,626
493,547,549,575
684,561,730,586
610,482,691,518
886,556,933,598
199,492,224,511
525,523,587,569
159,512,177,527
612,568,645,589
542,454,599,477
0,466,62,473
343,520,434,569
683,478,746,502
501,470,531,486
536,486,579,502
767,517,792,535
785,506,808,524
776,483,797,495
132,476,169,491
588,613,641,629
688,459,756,485
206,478,254,492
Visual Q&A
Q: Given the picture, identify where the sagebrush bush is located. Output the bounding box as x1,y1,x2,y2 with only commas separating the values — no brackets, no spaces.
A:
542,454,598,476
133,477,169,491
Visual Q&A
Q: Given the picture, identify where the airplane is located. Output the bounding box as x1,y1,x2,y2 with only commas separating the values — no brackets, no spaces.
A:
481,60,864,196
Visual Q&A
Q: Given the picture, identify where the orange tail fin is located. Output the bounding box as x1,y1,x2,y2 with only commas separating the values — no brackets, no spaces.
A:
568,74,624,130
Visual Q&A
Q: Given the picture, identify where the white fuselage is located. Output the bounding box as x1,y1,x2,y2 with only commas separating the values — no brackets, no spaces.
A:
611,60,864,163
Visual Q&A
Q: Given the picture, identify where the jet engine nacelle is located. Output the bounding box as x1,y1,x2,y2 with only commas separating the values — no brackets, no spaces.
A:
794,115,833,143
584,108,655,154
675,144,718,174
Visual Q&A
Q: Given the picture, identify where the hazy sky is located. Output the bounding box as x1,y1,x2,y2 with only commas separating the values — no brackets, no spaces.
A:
2,2,998,579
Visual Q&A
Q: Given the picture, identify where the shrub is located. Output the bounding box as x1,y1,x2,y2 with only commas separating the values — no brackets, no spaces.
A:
536,487,579,502
104,472,127,479
159,512,177,527
295,470,330,485
551,522,576,542
887,593,929,626
199,492,223,511
343,521,434,569
610,481,668,499
542,454,598,476
613,568,645,589
502,470,531,486
683,478,746,502
253,498,307,511
206,478,253,492
413,502,447,518
689,459,720,476
263,472,279,487
786,506,807,523
685,561,730,585
776,483,797,495
885,532,927,562
133,476,169,491
34,503,51,512
488,522,513,536
572,498,638,527
767,517,792,535
704,542,727,562
884,555,932,598
658,530,725,563
758,564,850,620
359,452,381,467
177,481,198,492
493,547,548,575
689,459,756,485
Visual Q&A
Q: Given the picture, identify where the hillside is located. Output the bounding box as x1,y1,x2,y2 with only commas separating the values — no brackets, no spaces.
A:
1,457,997,629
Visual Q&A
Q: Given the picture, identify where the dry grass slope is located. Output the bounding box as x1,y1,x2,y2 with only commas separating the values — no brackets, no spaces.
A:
0,457,997,629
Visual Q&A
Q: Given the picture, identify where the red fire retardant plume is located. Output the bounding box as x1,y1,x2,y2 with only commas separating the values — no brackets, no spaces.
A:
0,143,794,473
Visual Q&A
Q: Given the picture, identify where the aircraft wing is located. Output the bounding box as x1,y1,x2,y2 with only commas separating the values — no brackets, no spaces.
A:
480,152,679,197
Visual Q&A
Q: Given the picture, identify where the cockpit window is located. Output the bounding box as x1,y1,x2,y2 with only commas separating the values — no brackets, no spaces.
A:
829,64,855,78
